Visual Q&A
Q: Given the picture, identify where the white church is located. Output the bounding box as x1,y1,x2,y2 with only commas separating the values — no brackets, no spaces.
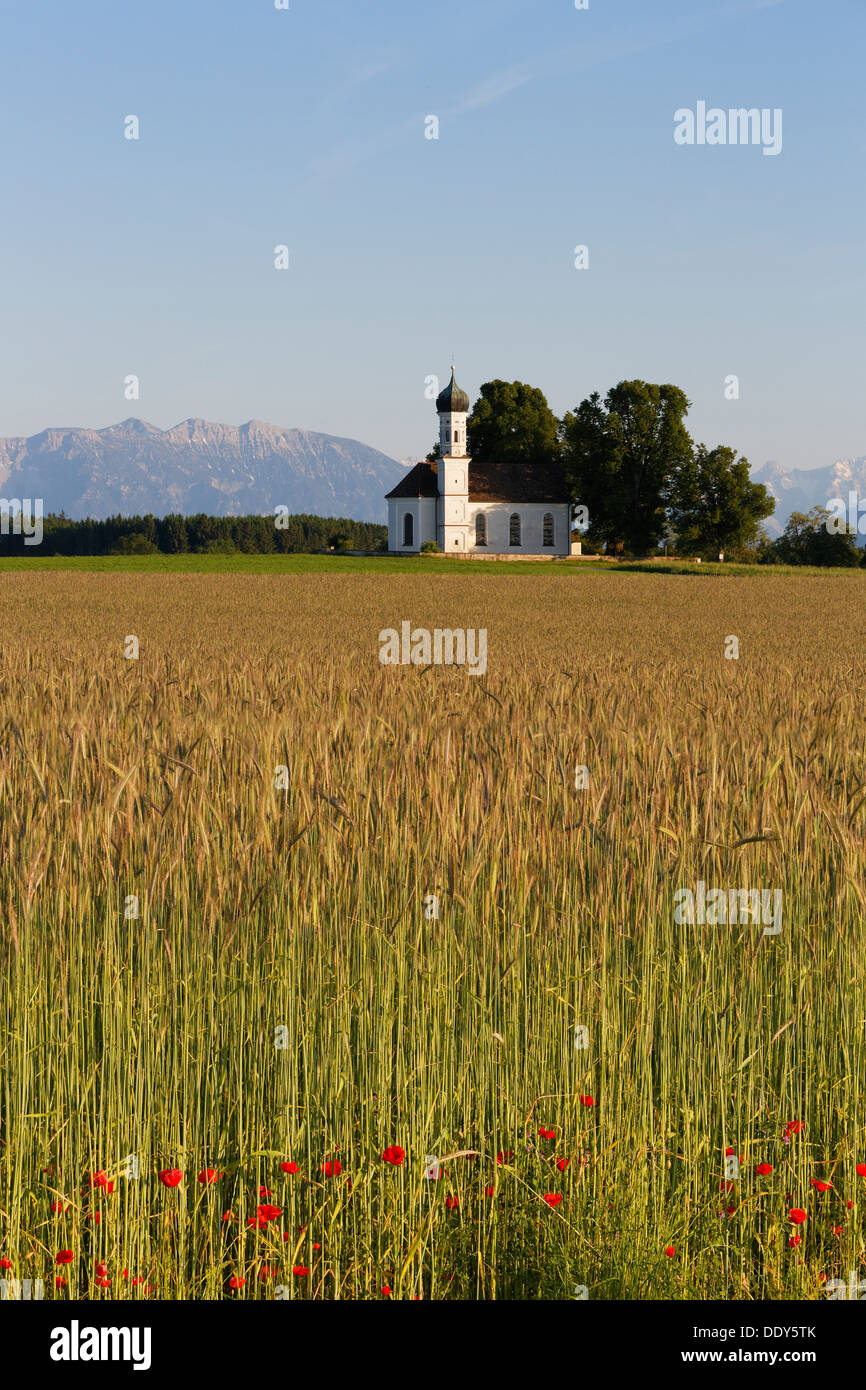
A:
385,368,576,556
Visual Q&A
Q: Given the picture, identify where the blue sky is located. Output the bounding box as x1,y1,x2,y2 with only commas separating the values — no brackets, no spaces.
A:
1,0,863,472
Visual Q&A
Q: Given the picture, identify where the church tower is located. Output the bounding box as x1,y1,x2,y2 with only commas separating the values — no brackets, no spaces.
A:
435,366,470,552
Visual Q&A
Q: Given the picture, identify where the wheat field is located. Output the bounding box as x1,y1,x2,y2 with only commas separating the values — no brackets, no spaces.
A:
0,570,864,1300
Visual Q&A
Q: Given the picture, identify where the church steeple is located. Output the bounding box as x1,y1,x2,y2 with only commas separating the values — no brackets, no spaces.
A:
436,365,469,459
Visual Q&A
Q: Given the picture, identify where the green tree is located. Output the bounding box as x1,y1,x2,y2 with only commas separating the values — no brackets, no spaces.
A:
467,380,561,467
773,507,862,567
561,381,693,554
670,445,774,557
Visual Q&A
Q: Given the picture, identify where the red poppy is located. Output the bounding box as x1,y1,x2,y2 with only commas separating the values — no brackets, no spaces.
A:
785,1121,804,1136
321,1160,342,1177
56,1250,74,1264
198,1169,220,1184
55,1276,66,1287
496,1151,513,1165
726,1205,736,1217
158,1168,182,1188
50,1200,65,1213
832,1225,843,1235
96,1277,110,1288
444,1195,459,1209
579,1094,595,1108
221,1211,234,1221
90,1171,114,1192
538,1127,555,1140
665,1246,675,1257
543,1193,562,1207
94,1262,108,1277
382,1285,392,1296
292,1266,309,1277
228,1275,245,1289
86,1213,101,1224
788,1235,801,1248
312,1242,321,1251
811,1179,833,1192
122,1269,129,1280
856,1163,866,1178
485,1185,495,1197
0,1257,11,1270
280,1161,300,1174
259,1265,278,1279
755,1163,773,1176
789,1208,807,1224
556,1158,570,1172
247,1203,282,1228
382,1145,405,1166
259,1186,273,1198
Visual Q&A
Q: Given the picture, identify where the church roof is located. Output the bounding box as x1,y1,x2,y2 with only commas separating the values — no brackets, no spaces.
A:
435,367,470,414
385,458,568,503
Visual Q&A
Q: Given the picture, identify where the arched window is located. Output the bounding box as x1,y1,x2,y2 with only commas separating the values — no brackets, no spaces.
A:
403,512,414,547
509,513,521,547
475,513,487,547
542,513,554,547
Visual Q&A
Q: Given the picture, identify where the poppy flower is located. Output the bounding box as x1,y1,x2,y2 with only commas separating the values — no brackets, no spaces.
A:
94,1262,108,1277
496,1151,513,1166
280,1161,299,1174
55,1276,66,1287
444,1195,459,1209
556,1158,570,1172
312,1242,321,1251
381,1285,392,1296
382,1145,405,1166
158,1168,182,1188
0,1257,11,1270
86,1213,100,1224
90,1171,114,1192
50,1200,65,1213
221,1211,234,1222
810,1179,832,1192
856,1164,866,1178
832,1225,843,1235
259,1265,278,1279
789,1208,807,1224
198,1169,220,1184
122,1269,129,1280
542,1193,562,1207
788,1236,801,1248
228,1275,245,1289
755,1163,773,1176
579,1094,595,1107
665,1246,675,1257
784,1121,804,1137
259,1186,273,1198
538,1127,555,1140
292,1266,309,1277
321,1160,342,1177
56,1250,74,1264
96,1277,110,1288
726,1205,736,1217
485,1185,495,1197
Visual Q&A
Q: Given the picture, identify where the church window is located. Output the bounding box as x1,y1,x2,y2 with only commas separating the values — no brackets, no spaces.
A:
509,513,521,546
403,512,414,547
475,513,487,547
543,513,554,547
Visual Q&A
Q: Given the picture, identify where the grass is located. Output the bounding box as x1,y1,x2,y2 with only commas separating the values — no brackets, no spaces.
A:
0,552,861,577
0,570,864,1300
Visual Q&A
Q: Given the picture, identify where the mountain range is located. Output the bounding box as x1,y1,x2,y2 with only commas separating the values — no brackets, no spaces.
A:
0,416,861,533
0,418,404,524
752,457,866,536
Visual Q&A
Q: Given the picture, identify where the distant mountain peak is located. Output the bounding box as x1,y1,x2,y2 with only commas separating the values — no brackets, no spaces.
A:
0,417,398,523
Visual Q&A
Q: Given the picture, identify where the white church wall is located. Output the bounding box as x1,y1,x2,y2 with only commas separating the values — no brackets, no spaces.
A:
467,502,570,556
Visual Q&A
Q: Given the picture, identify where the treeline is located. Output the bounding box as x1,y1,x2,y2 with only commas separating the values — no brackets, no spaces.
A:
0,512,388,556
